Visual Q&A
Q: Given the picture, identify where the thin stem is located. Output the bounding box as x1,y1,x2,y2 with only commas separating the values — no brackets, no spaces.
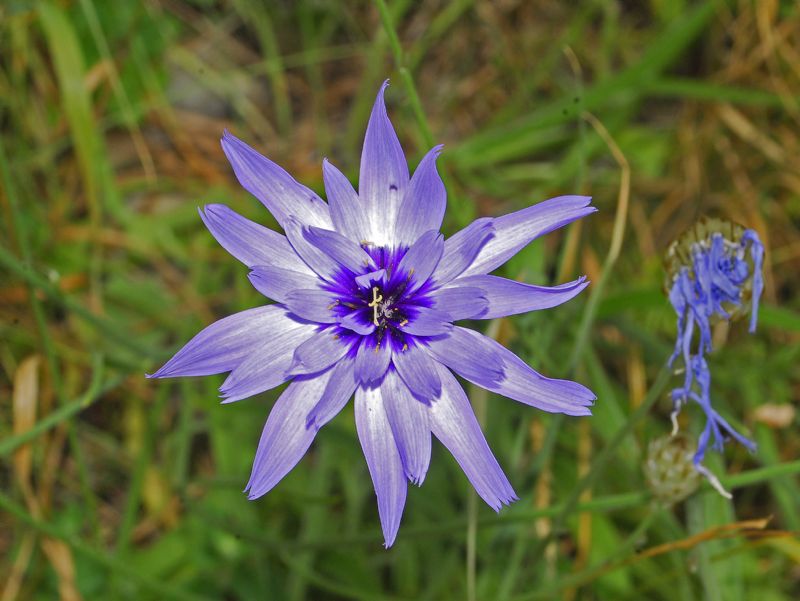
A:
373,0,473,227
0,355,110,458
568,111,631,370
525,365,672,566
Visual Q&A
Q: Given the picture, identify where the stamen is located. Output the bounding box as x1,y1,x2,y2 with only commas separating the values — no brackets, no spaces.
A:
368,286,383,326
398,319,408,327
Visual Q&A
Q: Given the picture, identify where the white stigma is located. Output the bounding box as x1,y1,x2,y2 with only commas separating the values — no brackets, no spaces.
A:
368,286,383,327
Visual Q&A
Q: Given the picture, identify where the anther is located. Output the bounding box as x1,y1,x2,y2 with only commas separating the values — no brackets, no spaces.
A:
399,319,408,327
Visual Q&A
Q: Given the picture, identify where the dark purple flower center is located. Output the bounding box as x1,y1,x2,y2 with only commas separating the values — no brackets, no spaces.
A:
322,245,436,352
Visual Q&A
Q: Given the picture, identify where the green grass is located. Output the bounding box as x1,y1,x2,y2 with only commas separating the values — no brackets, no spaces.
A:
1,1,799,600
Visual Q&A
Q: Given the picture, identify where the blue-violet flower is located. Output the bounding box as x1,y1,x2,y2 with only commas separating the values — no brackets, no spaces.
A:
665,218,764,498
149,82,597,546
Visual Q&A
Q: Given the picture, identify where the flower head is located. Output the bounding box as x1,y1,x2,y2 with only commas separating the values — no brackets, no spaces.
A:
665,217,764,498
149,81,596,546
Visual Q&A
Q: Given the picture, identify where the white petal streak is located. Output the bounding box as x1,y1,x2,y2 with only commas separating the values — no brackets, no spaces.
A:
149,305,296,378
381,370,432,484
430,364,517,511
218,318,318,403
359,81,409,246
355,385,408,547
323,159,369,242
462,196,596,277
246,369,334,499
221,131,332,229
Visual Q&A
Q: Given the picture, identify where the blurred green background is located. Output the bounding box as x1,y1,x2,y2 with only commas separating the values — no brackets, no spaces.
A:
1,1,799,599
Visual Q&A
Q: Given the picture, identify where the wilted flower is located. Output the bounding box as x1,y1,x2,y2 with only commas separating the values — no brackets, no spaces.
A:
149,82,596,546
665,218,764,498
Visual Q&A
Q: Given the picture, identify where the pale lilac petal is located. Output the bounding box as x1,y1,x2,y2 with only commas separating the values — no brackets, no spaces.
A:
450,275,589,319
246,369,334,498
323,159,369,242
381,370,432,484
431,286,488,320
397,230,444,293
355,385,408,547
432,217,494,284
288,328,350,376
199,204,312,274
218,318,318,403
359,81,409,246
283,289,340,323
306,356,357,429
423,326,504,387
355,336,392,385
355,269,386,289
248,265,320,303
149,306,297,378
284,218,374,281
221,131,332,229
401,306,453,337
461,195,596,277
430,364,517,510
392,344,441,402
464,333,595,416
394,145,446,246
338,312,375,335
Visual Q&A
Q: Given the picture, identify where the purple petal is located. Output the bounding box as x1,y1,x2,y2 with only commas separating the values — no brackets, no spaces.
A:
381,370,432,484
149,306,298,378
359,81,409,246
430,364,517,511
355,385,408,547
397,230,444,293
394,145,446,246
450,275,589,319
402,306,453,337
355,336,392,385
217,318,318,403
338,311,375,335
742,229,764,333
392,344,442,402
221,131,332,229
461,196,596,277
199,204,311,274
355,269,386,289
306,356,357,429
283,289,340,323
284,218,374,281
248,265,320,303
423,326,504,387
246,369,334,499
471,334,595,416
431,286,488,320
304,226,377,273
323,158,369,242
288,328,350,376
432,217,494,284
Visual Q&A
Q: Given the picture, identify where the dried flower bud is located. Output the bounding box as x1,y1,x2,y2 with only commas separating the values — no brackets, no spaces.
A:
644,435,702,505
